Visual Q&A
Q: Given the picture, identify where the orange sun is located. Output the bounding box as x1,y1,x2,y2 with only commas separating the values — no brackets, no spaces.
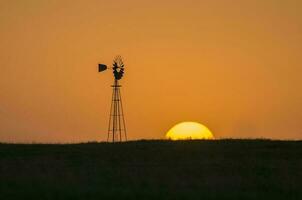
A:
166,122,214,140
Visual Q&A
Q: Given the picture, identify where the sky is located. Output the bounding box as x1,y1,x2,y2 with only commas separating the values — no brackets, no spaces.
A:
0,0,301,142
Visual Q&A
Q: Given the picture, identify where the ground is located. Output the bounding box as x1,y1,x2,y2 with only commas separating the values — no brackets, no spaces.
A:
0,140,301,199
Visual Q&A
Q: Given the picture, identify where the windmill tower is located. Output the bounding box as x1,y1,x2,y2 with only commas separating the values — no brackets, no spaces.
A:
98,56,127,142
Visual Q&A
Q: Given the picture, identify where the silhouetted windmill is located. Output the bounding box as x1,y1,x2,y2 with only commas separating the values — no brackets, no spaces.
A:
98,56,127,142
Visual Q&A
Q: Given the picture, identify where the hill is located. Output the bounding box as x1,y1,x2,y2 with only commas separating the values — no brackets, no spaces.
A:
0,139,301,199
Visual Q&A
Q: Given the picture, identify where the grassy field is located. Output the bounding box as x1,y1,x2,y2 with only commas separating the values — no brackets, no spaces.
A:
0,139,301,199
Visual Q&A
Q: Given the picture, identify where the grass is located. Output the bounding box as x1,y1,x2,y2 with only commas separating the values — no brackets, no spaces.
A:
0,139,301,199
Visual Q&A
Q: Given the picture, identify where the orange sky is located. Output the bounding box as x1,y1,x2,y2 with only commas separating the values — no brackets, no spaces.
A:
0,0,301,142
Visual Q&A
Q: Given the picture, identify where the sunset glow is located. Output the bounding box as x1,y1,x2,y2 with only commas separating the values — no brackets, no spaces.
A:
0,0,301,142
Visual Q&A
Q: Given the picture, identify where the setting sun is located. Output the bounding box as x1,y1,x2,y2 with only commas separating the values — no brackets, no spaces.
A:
166,122,214,140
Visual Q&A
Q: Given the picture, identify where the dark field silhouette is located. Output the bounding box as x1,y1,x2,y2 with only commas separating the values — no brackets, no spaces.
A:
0,140,301,199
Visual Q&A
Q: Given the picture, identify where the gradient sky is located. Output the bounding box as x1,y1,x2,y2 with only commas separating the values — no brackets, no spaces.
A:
0,0,301,142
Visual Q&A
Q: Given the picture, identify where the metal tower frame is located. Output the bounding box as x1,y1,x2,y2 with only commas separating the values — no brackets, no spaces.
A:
107,79,127,142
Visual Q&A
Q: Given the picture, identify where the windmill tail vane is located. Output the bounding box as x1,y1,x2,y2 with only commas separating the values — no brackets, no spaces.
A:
98,55,127,142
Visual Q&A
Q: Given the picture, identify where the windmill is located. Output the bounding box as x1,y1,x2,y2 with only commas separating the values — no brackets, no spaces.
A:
98,56,127,142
